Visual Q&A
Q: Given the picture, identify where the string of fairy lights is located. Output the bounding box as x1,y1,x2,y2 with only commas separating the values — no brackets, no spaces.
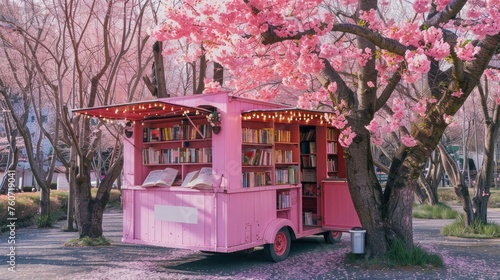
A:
76,102,335,125
76,103,210,125
241,111,330,124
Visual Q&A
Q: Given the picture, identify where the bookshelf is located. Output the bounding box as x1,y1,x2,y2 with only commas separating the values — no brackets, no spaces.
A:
141,117,213,186
326,127,339,179
300,126,318,225
241,120,299,216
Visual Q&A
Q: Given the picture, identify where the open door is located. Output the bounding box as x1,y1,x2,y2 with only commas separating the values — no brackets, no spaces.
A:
321,180,361,231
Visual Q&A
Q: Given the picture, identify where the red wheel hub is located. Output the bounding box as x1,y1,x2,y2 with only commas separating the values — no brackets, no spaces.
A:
274,231,287,256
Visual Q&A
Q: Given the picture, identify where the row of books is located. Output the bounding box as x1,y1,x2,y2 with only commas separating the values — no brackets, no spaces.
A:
277,190,292,209
327,128,338,141
275,166,298,185
327,158,337,172
143,124,212,142
301,155,316,168
300,129,316,141
275,150,294,163
327,142,338,154
301,169,317,182
274,129,292,143
242,127,274,144
242,171,272,188
300,142,316,154
303,212,315,226
142,147,212,164
242,149,273,166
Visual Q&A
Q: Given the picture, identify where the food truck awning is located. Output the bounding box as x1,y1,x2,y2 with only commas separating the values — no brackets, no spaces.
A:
241,107,331,122
72,100,212,121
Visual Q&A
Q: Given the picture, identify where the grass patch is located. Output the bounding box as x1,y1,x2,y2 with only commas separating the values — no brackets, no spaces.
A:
65,236,112,247
346,239,443,268
387,239,443,267
35,214,57,227
413,202,460,219
104,189,122,209
0,191,69,232
0,189,121,232
438,187,500,208
441,216,500,238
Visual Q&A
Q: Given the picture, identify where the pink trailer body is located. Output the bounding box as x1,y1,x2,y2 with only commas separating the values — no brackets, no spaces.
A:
75,92,361,260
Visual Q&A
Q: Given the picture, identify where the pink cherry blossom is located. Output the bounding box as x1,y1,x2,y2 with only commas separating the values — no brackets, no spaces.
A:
257,87,279,101
451,89,464,98
422,27,450,60
327,82,338,93
371,133,383,145
405,49,431,74
443,114,455,124
484,69,500,82
435,0,452,11
455,38,480,61
412,99,427,117
384,21,421,47
401,135,417,147
392,98,407,120
365,119,380,133
359,9,384,31
203,78,222,93
324,111,348,130
413,0,431,13
338,126,356,147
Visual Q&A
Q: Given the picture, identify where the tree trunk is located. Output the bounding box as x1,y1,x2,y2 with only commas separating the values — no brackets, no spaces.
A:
40,187,51,217
75,161,100,238
472,96,499,223
195,53,207,94
438,143,474,225
213,62,224,86
345,128,387,257
416,172,439,205
75,148,123,238
385,146,417,249
66,144,78,231
152,41,168,98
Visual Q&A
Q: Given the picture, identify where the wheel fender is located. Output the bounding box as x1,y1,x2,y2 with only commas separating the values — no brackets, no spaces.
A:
263,218,296,244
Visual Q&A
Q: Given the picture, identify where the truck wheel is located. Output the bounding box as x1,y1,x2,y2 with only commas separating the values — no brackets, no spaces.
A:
324,230,342,244
264,227,291,262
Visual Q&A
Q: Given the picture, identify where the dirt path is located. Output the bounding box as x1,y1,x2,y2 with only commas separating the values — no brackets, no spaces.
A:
1,208,499,280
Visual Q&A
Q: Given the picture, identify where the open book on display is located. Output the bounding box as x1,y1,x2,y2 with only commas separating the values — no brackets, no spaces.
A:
181,167,213,189
142,167,179,187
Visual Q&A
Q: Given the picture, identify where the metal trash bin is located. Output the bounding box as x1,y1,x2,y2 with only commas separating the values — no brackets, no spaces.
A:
349,227,366,254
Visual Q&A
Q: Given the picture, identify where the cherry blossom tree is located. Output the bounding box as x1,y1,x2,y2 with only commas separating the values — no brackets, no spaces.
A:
473,72,500,223
151,0,500,256
0,9,59,216
1,0,158,236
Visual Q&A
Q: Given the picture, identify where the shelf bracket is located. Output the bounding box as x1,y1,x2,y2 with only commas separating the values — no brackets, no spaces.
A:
183,112,205,139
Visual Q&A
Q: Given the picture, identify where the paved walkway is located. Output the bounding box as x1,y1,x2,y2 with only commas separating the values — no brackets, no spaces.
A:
1,208,500,279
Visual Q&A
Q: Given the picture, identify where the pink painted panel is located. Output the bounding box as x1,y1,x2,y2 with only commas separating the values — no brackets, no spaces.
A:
134,191,152,241
131,189,216,247
123,124,143,187
224,190,276,247
322,180,361,231
122,190,134,240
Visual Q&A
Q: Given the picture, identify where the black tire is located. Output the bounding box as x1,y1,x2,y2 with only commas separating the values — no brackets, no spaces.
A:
324,230,342,244
264,227,291,262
